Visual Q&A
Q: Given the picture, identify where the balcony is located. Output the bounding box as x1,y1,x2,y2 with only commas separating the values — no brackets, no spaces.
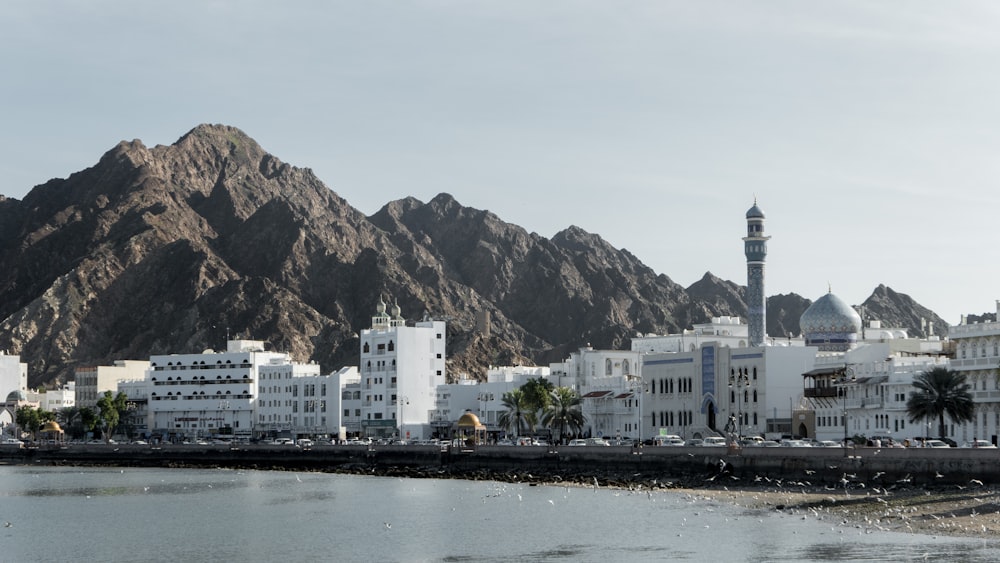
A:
804,387,838,399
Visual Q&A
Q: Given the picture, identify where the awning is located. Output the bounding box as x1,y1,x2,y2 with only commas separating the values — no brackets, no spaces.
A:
582,390,613,399
614,393,633,399
802,366,846,377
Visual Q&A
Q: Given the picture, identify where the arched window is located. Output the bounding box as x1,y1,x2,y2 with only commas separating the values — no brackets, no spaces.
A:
388,340,395,352
605,359,613,375
752,367,758,380
753,389,758,402
363,343,370,353
622,360,630,375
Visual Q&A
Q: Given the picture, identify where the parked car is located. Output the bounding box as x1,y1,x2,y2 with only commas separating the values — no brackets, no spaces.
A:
780,439,811,447
567,439,588,447
700,436,727,447
495,438,514,446
925,439,952,448
684,438,704,447
962,439,996,449
657,438,686,447
815,440,841,447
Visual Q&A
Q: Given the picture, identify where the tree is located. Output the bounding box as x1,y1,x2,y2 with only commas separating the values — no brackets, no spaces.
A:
57,407,83,439
541,387,586,444
520,377,554,434
906,367,975,439
79,407,98,436
498,389,530,438
15,406,53,440
96,391,129,441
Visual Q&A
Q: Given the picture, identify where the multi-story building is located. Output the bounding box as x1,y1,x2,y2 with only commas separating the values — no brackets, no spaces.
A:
74,360,149,410
358,299,446,440
148,339,289,441
548,346,644,440
946,302,1000,444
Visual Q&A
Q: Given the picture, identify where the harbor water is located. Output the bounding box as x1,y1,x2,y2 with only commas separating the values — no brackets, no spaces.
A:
1,466,998,562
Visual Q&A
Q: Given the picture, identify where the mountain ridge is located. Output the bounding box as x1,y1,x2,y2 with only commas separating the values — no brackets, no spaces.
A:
0,124,951,388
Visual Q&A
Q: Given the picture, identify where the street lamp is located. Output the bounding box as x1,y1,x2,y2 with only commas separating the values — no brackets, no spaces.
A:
728,368,751,443
837,366,857,456
477,392,494,442
398,396,409,441
219,400,230,438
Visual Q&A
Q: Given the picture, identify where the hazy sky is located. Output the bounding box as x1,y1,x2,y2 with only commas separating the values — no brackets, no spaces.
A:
3,2,998,326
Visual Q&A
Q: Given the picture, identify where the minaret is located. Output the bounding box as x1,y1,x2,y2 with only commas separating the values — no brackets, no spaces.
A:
743,200,770,347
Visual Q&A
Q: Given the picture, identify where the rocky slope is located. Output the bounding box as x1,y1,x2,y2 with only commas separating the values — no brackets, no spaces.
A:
0,125,949,388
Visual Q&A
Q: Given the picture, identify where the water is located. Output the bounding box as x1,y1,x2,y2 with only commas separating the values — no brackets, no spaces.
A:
0,466,998,562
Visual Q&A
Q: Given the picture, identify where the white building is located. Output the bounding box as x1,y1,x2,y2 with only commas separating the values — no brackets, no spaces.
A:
118,379,152,439
642,342,818,441
75,360,149,410
947,302,1000,444
632,316,806,353
0,351,27,400
26,382,76,412
802,342,949,443
148,339,289,441
358,299,446,440
549,346,644,440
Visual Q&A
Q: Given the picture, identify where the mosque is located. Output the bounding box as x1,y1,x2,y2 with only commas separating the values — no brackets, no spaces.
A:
638,200,949,443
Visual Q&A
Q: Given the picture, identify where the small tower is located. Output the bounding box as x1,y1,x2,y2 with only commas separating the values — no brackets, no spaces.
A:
744,200,770,347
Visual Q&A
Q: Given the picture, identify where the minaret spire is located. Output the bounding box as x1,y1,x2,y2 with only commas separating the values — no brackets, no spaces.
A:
743,201,770,347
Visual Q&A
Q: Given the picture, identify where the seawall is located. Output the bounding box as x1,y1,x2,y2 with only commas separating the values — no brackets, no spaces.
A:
4,443,998,488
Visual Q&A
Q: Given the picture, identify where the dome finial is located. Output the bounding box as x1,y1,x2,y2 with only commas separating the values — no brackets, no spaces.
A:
827,282,832,294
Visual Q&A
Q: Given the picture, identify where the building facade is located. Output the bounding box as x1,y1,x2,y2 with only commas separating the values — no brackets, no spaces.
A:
359,299,446,440
74,360,149,410
148,340,288,441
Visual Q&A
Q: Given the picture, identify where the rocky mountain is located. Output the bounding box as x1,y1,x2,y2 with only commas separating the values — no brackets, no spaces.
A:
0,125,950,388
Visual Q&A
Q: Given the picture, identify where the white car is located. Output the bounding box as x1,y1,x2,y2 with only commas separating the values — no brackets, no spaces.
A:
567,439,588,446
780,439,811,447
962,440,996,449
925,439,951,448
700,437,727,447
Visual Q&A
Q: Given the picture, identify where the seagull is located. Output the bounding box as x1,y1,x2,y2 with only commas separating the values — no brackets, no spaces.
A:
3,522,11,528
384,522,391,529
970,479,984,487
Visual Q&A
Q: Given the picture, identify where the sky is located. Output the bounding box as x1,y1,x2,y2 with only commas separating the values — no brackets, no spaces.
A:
2,2,999,326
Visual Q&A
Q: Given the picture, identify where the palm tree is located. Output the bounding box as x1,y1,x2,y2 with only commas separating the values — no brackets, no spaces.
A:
541,387,586,444
906,367,975,439
498,389,530,438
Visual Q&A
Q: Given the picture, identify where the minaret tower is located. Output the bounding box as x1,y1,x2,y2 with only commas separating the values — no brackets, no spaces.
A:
744,200,770,347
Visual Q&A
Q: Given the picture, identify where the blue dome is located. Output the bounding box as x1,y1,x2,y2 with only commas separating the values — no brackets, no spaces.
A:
800,292,862,351
746,204,765,219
